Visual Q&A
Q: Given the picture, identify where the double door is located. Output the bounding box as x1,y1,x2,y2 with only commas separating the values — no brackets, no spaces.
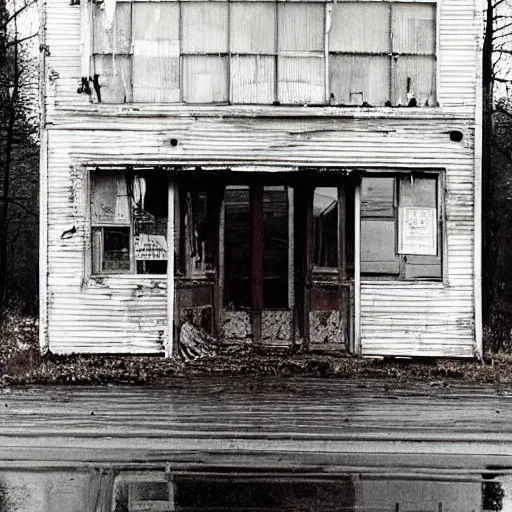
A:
222,179,352,346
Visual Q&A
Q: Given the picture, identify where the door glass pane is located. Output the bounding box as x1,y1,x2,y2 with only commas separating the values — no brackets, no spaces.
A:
224,186,251,310
263,186,289,308
313,187,338,268
400,176,437,208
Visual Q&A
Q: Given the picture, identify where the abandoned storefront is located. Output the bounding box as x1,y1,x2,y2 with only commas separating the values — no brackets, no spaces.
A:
89,166,453,354
40,0,482,357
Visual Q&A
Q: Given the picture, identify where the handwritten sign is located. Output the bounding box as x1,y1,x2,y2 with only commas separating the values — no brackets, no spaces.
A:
399,207,437,256
134,234,168,260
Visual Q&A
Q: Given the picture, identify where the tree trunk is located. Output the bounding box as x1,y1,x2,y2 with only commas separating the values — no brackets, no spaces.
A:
0,22,18,324
482,0,494,324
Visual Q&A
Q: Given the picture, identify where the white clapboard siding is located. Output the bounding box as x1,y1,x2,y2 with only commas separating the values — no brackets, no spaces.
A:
45,114,476,355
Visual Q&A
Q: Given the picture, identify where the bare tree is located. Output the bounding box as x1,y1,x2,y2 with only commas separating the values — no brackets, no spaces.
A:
0,0,39,322
482,0,512,349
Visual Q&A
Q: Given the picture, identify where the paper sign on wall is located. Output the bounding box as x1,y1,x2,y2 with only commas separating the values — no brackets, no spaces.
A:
134,234,168,260
398,207,437,256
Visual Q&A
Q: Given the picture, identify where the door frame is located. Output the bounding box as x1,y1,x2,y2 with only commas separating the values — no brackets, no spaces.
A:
218,172,354,349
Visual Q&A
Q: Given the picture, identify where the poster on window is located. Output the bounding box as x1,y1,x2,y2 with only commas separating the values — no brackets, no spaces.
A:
398,207,437,256
134,234,168,260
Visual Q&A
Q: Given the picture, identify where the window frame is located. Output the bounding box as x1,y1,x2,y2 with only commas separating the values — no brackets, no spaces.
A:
85,0,439,107
359,169,444,282
176,179,217,279
90,168,170,278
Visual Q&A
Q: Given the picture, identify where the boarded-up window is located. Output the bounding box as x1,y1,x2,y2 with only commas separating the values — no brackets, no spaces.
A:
91,1,436,106
91,170,169,275
329,2,436,106
398,175,442,278
360,177,399,275
360,174,441,279
92,3,133,103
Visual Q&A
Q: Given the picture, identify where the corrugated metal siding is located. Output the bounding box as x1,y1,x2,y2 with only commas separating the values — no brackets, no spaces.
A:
42,0,481,114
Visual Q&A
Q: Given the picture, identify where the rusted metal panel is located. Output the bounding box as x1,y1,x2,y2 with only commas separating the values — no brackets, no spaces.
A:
311,286,339,311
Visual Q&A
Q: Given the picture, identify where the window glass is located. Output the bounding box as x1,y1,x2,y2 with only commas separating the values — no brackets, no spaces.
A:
329,55,390,106
263,186,289,308
278,3,324,52
181,188,213,275
91,170,169,275
313,187,338,268
102,227,131,272
181,2,229,53
391,4,436,55
361,219,399,274
224,186,251,309
182,56,229,104
133,173,169,274
132,3,180,103
361,177,395,217
329,3,390,53
230,3,276,54
360,174,441,279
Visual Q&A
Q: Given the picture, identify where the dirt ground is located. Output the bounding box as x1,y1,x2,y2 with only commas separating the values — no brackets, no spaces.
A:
2,313,512,387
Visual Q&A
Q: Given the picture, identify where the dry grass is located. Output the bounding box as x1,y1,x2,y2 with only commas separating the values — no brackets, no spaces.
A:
2,312,512,387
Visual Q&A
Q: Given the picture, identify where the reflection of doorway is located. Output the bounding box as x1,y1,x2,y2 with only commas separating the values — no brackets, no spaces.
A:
223,184,293,343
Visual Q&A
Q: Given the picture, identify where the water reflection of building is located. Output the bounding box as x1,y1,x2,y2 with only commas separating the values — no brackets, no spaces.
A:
0,469,489,512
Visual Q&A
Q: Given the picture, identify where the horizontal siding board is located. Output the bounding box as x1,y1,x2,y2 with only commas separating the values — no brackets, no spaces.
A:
45,115,476,355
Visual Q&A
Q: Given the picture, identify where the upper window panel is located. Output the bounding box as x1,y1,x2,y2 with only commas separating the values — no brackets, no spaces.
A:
90,1,436,106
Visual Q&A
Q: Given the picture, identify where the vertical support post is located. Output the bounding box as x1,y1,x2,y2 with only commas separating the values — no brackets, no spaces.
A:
304,189,313,350
338,179,349,346
214,185,225,337
288,186,295,344
354,180,361,354
39,129,49,354
474,1,484,359
166,174,175,358
251,185,263,344
80,0,92,81
338,180,347,280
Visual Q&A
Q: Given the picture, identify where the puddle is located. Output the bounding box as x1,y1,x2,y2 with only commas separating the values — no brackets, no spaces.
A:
0,466,509,511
